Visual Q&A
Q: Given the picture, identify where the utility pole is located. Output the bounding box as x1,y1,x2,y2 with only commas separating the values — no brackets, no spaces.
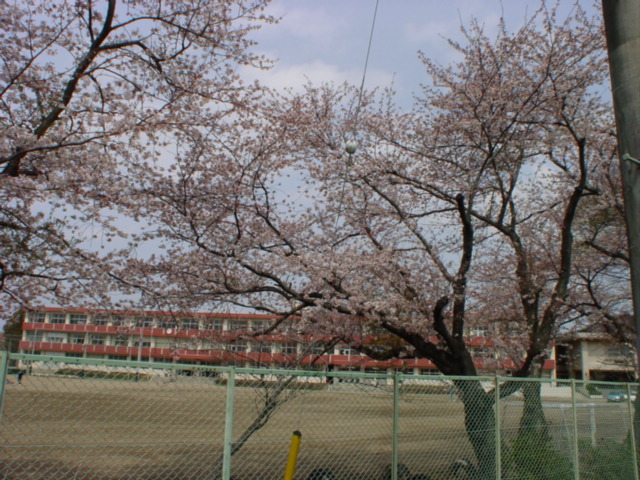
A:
601,1,640,376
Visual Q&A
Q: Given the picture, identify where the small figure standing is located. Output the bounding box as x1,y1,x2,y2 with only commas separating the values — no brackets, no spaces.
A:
17,370,24,384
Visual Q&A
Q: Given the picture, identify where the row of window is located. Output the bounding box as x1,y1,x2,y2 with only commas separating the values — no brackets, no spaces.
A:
29,313,506,341
24,332,343,355
28,312,270,331
23,331,501,358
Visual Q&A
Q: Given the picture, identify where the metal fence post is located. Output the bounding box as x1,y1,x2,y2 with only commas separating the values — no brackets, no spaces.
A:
626,383,639,480
494,376,501,480
392,373,400,480
222,367,236,480
571,380,580,480
0,350,8,423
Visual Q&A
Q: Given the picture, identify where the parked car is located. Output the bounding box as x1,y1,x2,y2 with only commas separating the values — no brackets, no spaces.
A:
607,390,637,402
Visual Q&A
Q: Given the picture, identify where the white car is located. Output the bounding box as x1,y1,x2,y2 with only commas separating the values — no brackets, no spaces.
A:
607,390,637,402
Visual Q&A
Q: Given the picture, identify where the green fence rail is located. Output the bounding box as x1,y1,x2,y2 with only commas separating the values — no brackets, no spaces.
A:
1,352,638,480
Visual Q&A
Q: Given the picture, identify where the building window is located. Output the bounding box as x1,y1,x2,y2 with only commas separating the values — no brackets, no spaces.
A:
69,314,87,325
307,342,327,355
230,320,248,331
47,335,65,343
152,356,173,363
201,341,223,352
229,342,246,353
90,335,106,346
254,343,273,354
69,334,85,345
93,316,109,326
251,320,268,332
66,352,83,358
339,346,356,356
111,316,125,327
30,312,46,323
281,342,298,355
158,318,175,329
203,319,223,331
114,337,128,347
182,319,199,330
133,341,151,348
135,317,154,328
25,331,43,342
49,313,66,324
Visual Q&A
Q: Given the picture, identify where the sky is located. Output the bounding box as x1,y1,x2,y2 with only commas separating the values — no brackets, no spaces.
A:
244,0,602,107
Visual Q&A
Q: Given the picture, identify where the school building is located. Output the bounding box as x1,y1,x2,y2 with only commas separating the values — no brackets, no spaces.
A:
18,307,558,376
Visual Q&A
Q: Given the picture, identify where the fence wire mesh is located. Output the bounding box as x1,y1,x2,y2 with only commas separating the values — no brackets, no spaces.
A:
1,353,638,480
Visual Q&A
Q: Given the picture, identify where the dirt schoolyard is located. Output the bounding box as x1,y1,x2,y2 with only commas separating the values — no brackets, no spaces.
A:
0,372,632,480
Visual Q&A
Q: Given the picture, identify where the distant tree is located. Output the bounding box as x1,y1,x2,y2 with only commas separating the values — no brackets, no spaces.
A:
565,153,635,376
115,4,616,478
2,310,25,352
0,0,274,313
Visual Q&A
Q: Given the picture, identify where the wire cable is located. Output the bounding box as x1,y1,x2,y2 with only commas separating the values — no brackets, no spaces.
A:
336,0,380,230
352,0,380,135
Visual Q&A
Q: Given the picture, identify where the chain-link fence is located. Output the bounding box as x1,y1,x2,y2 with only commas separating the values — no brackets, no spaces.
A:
1,352,638,480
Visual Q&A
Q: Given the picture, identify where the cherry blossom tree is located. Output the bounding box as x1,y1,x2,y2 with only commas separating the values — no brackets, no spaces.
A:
0,0,274,313
113,4,618,477
366,5,615,462
114,6,615,478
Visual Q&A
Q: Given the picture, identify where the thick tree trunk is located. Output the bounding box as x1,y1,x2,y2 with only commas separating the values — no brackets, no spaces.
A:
455,379,496,480
518,381,549,441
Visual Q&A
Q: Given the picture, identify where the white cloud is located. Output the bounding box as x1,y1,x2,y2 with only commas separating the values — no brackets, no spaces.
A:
280,7,349,41
259,4,350,43
243,60,395,94
244,0,602,105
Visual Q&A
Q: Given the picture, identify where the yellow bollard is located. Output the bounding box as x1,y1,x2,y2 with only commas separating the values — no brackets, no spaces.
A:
283,430,302,480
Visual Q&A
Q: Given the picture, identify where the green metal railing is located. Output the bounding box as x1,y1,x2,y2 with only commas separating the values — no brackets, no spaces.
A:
1,352,638,480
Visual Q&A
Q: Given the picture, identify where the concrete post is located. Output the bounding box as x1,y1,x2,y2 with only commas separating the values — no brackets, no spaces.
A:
601,0,640,375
